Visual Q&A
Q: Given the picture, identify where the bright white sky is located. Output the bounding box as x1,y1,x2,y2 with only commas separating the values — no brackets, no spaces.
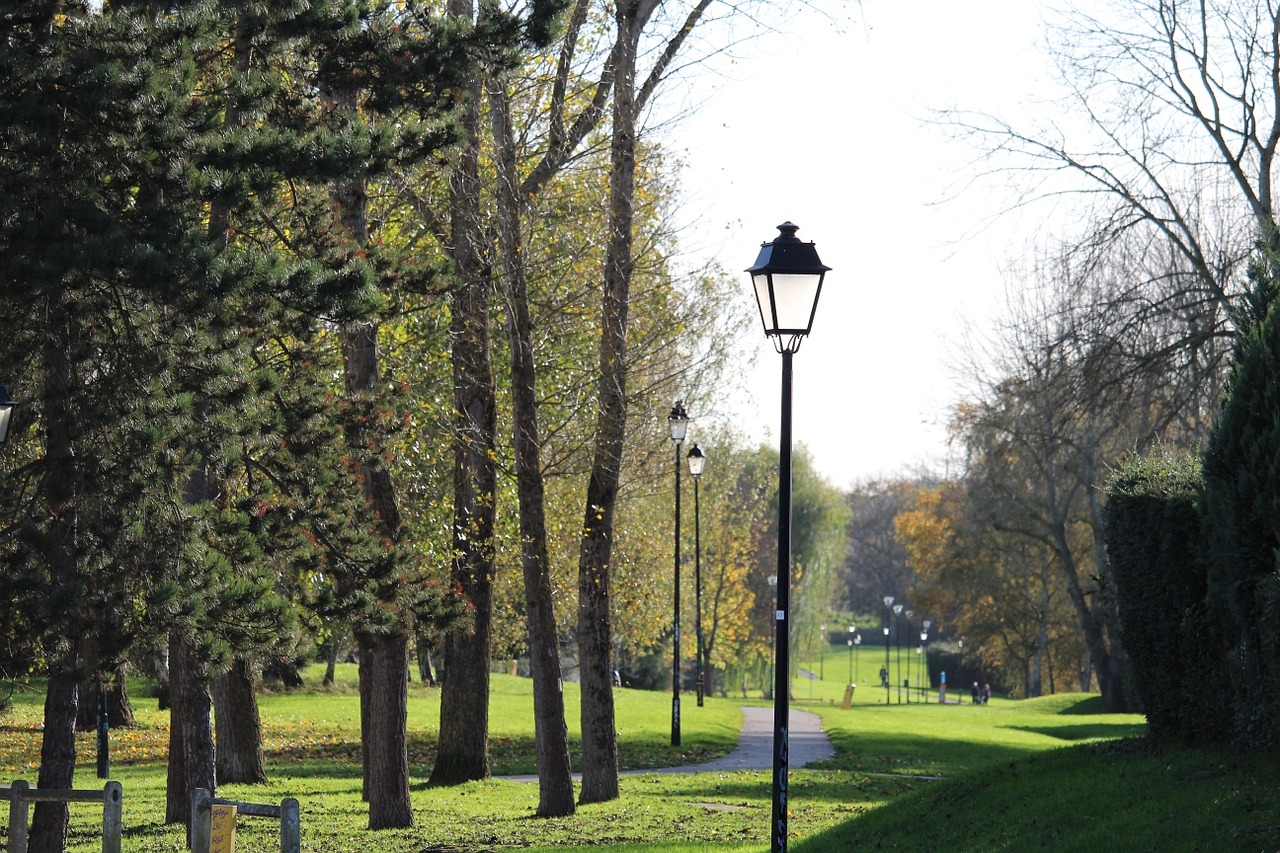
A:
667,0,1062,487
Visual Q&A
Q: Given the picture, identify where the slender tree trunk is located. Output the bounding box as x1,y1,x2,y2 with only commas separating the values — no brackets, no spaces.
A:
577,0,656,805
324,624,341,687
343,318,414,826
30,284,80,853
359,632,412,829
165,634,215,838
490,71,575,817
212,658,267,784
433,0,497,785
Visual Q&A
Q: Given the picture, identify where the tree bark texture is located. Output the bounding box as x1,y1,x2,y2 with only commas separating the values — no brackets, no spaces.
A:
490,73,576,817
433,0,497,785
359,632,413,829
576,0,656,806
30,284,81,853
212,658,267,784
165,634,215,837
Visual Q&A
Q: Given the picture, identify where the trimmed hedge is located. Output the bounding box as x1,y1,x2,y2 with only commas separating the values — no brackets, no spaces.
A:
1105,449,1230,743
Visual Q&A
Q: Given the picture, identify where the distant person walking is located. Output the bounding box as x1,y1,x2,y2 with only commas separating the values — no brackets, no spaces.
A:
982,683,991,705
971,682,980,704
880,666,890,689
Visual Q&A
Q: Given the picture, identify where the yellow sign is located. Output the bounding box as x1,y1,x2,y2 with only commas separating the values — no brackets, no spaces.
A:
209,804,237,853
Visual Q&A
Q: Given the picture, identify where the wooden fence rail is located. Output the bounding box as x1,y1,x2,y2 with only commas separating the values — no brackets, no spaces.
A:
1,780,122,853
191,788,299,853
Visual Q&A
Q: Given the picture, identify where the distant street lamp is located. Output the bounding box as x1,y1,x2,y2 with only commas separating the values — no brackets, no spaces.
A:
847,625,856,684
855,633,862,688
882,596,894,704
669,400,690,747
687,443,706,707
904,609,913,703
748,221,830,853
893,603,904,704
921,620,932,700
819,624,826,680
0,384,15,446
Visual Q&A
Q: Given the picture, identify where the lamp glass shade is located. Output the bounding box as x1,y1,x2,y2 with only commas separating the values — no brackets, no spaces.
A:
752,272,825,336
893,604,904,615
883,595,895,608
686,444,706,477
668,401,689,441
746,222,831,345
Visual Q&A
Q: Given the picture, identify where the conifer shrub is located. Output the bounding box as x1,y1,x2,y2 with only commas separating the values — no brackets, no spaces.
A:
1202,252,1280,749
1106,449,1229,743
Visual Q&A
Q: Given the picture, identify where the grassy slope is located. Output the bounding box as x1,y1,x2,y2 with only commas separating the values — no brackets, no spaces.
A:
3,659,1276,851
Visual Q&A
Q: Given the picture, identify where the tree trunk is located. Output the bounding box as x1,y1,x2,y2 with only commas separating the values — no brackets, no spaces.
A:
433,0,497,786
489,70,575,817
360,632,413,829
31,284,80,853
212,658,267,784
30,673,78,853
76,666,135,730
324,624,340,687
165,634,215,838
576,0,654,806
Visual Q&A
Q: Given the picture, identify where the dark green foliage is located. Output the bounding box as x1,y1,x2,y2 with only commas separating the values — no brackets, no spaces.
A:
1104,448,1230,743
1202,250,1280,749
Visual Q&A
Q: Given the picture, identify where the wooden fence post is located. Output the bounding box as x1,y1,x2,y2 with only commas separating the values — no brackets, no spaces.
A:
190,788,212,853
8,779,30,853
280,798,300,853
101,781,122,853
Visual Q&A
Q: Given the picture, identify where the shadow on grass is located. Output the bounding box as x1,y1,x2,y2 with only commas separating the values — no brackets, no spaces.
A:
1004,721,1145,741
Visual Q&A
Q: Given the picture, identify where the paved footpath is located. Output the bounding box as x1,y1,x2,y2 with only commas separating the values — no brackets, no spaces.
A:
504,706,833,781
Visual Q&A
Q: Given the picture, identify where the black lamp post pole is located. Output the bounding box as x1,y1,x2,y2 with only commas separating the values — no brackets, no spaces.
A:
770,348,795,853
747,221,828,853
672,426,683,747
883,597,893,705
693,462,704,707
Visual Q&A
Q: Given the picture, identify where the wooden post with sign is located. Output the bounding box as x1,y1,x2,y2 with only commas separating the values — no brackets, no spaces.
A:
193,789,298,853
841,683,855,710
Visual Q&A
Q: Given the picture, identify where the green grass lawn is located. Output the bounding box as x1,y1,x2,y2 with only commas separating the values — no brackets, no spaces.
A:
2,661,1274,851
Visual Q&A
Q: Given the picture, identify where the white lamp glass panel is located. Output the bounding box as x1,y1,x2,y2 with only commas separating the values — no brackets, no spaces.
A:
669,417,689,442
687,454,706,477
767,273,823,332
752,273,774,331
0,405,12,444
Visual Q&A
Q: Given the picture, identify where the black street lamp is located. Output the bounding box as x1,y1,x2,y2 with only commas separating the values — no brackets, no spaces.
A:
882,595,894,704
687,443,706,707
669,400,690,747
819,624,826,681
846,625,856,685
904,609,913,703
854,633,862,688
894,603,904,704
0,384,15,446
748,221,830,853
921,619,932,700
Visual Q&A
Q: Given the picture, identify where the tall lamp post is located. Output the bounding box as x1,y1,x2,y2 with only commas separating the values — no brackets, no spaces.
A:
687,443,706,707
904,609,913,703
847,625,856,685
748,221,830,853
854,633,862,688
921,619,932,700
893,603,904,704
669,400,690,747
0,384,15,446
882,596,894,704
819,624,826,681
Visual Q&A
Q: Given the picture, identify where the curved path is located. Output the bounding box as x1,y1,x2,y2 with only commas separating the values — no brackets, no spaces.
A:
503,706,833,781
